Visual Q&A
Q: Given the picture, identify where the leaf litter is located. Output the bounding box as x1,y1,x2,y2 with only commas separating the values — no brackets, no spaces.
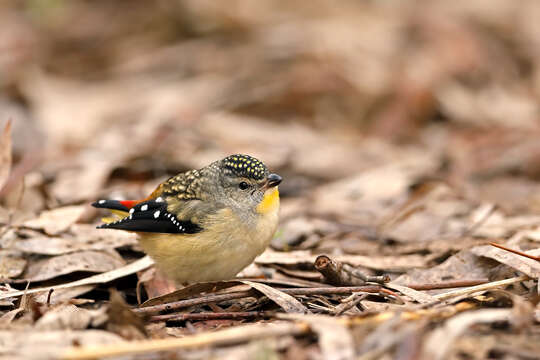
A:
0,1,539,359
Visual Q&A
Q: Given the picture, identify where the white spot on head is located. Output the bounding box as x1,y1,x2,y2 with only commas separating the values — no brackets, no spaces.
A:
129,208,135,214
98,200,106,204
141,204,148,211
153,210,160,218
155,197,163,203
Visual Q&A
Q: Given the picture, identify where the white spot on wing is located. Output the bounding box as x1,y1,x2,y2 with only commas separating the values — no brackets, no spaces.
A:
155,197,163,203
129,208,135,214
98,200,106,204
154,210,160,218
141,204,148,211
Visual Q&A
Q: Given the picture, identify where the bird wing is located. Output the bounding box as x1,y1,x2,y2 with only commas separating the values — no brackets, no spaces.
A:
92,169,212,234
92,197,203,234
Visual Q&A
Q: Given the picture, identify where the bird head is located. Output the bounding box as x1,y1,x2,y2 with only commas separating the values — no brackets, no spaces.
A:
210,154,282,215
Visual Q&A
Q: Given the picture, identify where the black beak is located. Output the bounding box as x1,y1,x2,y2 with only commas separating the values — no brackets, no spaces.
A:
266,173,282,188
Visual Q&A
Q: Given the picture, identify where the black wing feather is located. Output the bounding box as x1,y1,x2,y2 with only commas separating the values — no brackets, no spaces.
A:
95,198,202,234
92,200,130,212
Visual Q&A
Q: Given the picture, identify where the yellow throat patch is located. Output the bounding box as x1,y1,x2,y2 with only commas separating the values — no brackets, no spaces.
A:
256,187,280,214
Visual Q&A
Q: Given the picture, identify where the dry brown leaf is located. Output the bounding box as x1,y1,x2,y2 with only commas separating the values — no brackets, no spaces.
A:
280,314,355,360
23,206,86,235
138,267,178,300
0,307,24,325
34,285,96,305
386,283,436,304
35,304,96,330
107,290,147,340
14,225,137,256
22,250,125,282
0,256,153,300
241,280,307,314
422,308,514,360
470,245,540,278
0,252,26,280
393,250,494,290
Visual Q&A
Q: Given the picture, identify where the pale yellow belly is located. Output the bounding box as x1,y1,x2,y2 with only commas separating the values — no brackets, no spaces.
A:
137,205,279,284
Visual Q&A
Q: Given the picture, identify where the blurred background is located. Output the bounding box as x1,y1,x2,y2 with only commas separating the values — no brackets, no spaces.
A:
3,3,540,357
3,0,540,227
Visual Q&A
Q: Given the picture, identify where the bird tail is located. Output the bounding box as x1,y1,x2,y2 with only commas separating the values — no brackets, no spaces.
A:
92,199,139,223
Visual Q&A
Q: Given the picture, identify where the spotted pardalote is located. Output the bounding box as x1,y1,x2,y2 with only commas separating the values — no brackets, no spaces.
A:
93,154,281,284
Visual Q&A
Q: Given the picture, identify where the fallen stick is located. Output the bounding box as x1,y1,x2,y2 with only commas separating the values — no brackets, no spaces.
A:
432,275,529,301
406,279,489,290
61,322,310,360
314,255,389,286
135,285,385,315
150,311,272,322
489,242,540,262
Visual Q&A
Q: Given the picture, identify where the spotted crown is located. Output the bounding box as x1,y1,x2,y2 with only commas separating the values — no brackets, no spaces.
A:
221,154,268,181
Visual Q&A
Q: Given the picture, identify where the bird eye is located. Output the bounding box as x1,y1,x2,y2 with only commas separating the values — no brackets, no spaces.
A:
238,181,249,190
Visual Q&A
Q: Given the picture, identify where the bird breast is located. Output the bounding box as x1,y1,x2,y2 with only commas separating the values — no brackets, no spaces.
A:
136,194,279,284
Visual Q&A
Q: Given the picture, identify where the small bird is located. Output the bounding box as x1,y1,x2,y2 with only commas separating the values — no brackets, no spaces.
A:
92,154,281,284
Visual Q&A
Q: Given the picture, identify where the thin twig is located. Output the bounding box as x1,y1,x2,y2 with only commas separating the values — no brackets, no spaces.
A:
46,289,54,306
333,293,368,315
135,290,257,314
134,286,385,315
150,311,273,322
489,242,540,262
432,275,530,301
406,279,489,291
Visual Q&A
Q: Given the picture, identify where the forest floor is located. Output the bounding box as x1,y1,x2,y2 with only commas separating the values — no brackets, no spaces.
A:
0,1,539,359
